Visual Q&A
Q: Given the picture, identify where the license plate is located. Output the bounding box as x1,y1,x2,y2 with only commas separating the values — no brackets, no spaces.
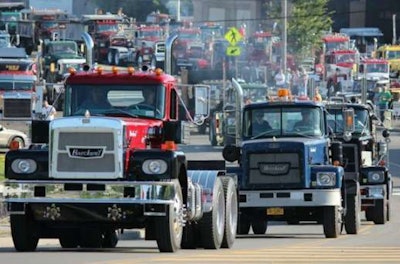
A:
267,207,284,215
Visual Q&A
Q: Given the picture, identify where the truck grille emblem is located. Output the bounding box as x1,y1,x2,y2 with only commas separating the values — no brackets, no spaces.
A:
67,146,106,159
259,162,290,175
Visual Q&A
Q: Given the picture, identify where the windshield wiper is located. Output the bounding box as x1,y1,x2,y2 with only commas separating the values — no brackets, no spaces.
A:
102,109,138,118
251,129,278,139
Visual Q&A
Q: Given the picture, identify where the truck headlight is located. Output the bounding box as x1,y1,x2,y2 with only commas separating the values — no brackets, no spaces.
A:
316,172,336,186
142,159,167,174
11,159,37,174
368,171,384,183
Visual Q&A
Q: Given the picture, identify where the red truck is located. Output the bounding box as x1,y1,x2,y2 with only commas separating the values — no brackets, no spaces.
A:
3,63,238,252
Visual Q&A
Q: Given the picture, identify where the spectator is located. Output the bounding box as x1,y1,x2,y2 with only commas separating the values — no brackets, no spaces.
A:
251,111,272,135
42,99,56,120
298,67,308,96
274,68,286,88
314,88,322,102
378,85,392,121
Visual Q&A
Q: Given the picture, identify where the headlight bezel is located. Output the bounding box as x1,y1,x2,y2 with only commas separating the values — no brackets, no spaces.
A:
11,159,37,174
316,171,336,187
367,171,384,183
142,159,168,175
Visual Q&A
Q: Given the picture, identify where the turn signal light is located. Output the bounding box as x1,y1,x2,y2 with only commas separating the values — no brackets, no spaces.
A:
161,140,176,150
9,140,21,150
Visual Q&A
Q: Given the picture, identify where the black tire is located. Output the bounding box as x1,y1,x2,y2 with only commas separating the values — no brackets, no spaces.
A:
365,207,374,221
344,194,361,234
237,214,250,235
102,230,119,248
386,201,391,222
221,177,238,248
209,121,218,146
80,228,102,248
198,123,207,134
251,219,267,235
156,181,183,252
107,50,114,65
323,206,341,238
10,214,39,252
373,198,387,225
59,231,79,248
181,223,197,249
114,51,121,66
199,177,225,249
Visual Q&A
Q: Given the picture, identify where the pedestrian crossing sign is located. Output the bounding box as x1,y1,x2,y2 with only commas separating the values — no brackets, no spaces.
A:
224,27,242,46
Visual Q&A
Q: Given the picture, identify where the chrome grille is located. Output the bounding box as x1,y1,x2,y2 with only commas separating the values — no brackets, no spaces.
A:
4,99,31,118
57,153,115,172
248,152,301,186
55,131,116,175
58,132,114,150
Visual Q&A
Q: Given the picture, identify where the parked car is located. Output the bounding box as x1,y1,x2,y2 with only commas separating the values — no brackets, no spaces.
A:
0,125,28,148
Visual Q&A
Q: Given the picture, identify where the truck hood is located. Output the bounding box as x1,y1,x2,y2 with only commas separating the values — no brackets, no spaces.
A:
120,117,164,149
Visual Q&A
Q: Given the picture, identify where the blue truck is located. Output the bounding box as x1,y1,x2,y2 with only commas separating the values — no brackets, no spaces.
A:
222,81,355,238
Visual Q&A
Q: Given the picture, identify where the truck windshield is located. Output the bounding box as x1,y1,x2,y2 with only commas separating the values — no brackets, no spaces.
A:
0,81,33,91
65,84,165,119
327,108,370,135
243,106,324,139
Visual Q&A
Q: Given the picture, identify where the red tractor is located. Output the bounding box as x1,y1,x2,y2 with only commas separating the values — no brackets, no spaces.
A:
3,62,238,252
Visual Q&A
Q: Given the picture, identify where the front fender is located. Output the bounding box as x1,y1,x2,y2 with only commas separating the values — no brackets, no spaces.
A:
129,149,186,181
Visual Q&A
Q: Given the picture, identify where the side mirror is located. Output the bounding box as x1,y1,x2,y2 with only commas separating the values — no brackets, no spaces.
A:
343,108,355,133
193,84,210,121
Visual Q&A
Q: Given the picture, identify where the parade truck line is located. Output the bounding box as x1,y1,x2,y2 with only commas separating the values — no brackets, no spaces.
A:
1,32,238,253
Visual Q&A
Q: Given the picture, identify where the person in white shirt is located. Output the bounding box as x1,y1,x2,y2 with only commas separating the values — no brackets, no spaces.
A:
42,99,56,120
274,68,286,88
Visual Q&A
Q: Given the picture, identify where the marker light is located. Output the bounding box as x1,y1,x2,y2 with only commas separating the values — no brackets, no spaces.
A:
155,68,163,76
69,67,77,75
127,66,135,75
112,66,118,74
96,66,103,75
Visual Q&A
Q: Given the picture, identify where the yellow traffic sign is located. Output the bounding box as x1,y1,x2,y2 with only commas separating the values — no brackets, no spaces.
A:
226,46,241,56
224,27,242,46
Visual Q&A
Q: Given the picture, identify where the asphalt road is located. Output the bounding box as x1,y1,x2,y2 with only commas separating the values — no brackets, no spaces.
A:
0,127,399,263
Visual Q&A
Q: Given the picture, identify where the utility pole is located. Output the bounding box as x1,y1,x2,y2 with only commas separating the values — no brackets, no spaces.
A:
177,0,181,22
282,0,287,74
393,14,397,45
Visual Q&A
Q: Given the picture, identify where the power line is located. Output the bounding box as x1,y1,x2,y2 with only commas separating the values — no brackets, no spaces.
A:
192,9,369,25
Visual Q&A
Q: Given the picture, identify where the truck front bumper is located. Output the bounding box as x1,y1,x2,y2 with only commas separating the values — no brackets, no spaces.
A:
360,184,386,204
3,180,177,219
240,189,342,207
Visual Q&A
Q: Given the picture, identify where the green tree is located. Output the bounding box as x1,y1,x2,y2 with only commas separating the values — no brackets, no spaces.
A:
265,0,333,62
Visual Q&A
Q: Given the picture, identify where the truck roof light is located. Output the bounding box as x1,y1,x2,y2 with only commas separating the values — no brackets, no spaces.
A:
69,67,76,75
96,66,103,75
111,66,118,74
155,68,163,76
127,66,135,75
